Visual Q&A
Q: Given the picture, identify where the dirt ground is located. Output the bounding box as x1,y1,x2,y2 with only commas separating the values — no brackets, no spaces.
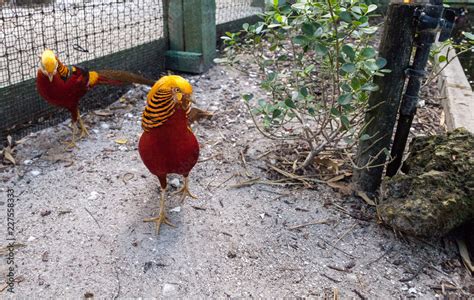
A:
0,64,472,298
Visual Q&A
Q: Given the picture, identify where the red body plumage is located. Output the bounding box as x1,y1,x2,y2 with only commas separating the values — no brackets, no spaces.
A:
36,67,89,121
138,107,199,188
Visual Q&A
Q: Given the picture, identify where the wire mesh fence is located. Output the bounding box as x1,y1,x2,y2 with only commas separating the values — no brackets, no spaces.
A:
0,0,263,142
216,0,263,24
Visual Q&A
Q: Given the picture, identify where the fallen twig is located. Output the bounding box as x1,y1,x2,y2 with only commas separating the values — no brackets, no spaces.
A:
288,219,330,230
333,223,357,247
84,208,101,228
322,273,341,283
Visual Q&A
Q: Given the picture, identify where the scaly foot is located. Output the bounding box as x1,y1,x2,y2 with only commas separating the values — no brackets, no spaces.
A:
144,188,175,234
64,122,79,149
78,116,89,139
144,211,175,234
173,177,197,202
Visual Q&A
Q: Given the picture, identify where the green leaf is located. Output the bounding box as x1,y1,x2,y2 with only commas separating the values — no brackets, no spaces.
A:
285,98,296,109
330,107,340,117
341,83,352,92
360,134,371,141
361,83,379,91
375,57,387,69
352,6,362,15
342,45,356,61
308,107,315,115
272,108,282,118
438,55,447,63
337,93,352,105
315,43,328,56
304,64,315,74
242,23,249,31
314,27,324,37
300,87,309,97
341,63,356,73
291,2,306,10
340,11,352,23
302,22,315,36
351,78,361,90
267,72,277,81
364,60,379,71
242,94,254,102
367,4,377,13
463,32,474,40
293,35,308,45
340,115,350,130
361,47,376,58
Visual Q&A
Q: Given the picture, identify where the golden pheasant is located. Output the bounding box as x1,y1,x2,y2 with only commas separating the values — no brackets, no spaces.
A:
36,49,155,147
139,75,200,233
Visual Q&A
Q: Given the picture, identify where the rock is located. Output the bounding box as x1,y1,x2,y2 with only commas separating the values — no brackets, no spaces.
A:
23,159,33,165
170,178,180,188
88,191,100,200
100,123,110,130
169,206,181,213
162,283,179,296
40,210,51,217
379,128,474,237
30,170,41,176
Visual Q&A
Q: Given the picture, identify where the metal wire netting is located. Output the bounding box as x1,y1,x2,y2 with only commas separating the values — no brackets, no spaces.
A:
216,0,263,24
0,0,263,142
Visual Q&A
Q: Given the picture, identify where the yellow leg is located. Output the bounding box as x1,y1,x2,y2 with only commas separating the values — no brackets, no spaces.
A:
144,188,175,234
173,176,197,202
77,110,89,139
65,121,79,149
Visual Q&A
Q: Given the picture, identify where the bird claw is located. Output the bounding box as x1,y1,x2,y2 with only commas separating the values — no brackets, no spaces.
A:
64,140,78,149
144,212,175,233
173,185,197,202
78,117,89,139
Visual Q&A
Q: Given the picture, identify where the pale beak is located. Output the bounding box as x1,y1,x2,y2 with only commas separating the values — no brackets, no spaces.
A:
47,73,54,82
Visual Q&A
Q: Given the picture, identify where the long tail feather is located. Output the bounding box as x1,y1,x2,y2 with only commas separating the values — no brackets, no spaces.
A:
94,70,156,87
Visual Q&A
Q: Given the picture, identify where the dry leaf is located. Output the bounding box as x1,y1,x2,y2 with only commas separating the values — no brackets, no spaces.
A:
94,110,113,117
7,135,12,146
315,156,342,174
356,190,376,206
439,110,445,127
114,139,128,145
326,181,352,196
456,238,474,273
327,174,347,183
2,148,16,165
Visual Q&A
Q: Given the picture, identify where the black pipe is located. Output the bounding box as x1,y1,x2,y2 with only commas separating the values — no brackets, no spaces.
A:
386,3,445,177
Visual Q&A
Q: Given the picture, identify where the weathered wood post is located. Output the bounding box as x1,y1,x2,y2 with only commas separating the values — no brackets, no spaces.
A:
353,2,417,194
164,0,216,73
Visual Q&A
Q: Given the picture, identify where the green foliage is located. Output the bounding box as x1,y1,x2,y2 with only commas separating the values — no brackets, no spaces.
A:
221,0,386,167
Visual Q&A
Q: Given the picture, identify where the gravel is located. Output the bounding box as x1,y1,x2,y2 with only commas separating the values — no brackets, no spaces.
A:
0,64,472,298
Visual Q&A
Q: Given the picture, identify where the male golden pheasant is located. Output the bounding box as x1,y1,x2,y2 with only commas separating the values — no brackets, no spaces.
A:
139,75,200,233
36,49,154,147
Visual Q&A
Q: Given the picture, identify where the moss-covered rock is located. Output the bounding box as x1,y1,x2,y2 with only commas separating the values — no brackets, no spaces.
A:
378,128,474,237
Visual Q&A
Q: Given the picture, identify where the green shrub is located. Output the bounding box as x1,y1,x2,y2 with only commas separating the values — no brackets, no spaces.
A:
221,0,388,168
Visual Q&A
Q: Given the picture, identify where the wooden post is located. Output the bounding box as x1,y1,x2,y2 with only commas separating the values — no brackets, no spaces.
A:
165,0,216,73
353,3,417,194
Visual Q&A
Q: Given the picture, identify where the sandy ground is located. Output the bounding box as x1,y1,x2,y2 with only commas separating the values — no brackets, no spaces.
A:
0,65,473,298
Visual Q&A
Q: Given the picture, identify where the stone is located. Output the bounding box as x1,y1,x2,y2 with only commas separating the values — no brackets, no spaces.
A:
162,283,179,296
378,128,474,237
